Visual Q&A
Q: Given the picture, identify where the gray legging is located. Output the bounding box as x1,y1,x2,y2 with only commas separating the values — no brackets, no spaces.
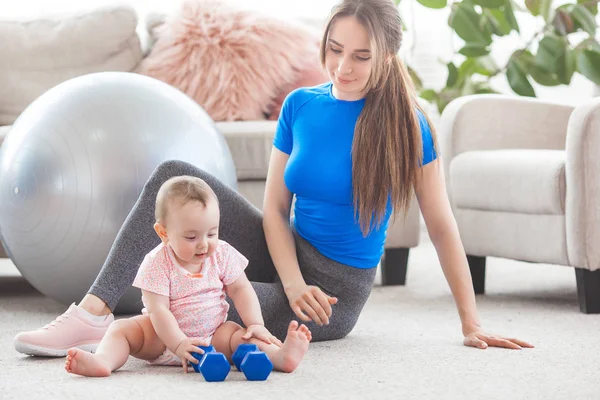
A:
89,160,376,341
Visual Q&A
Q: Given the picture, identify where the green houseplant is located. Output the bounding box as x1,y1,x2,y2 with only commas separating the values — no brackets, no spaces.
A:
396,0,600,112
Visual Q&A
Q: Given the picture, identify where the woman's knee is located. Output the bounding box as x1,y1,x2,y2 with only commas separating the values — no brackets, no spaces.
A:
152,160,195,182
311,325,352,342
151,160,221,189
309,312,360,342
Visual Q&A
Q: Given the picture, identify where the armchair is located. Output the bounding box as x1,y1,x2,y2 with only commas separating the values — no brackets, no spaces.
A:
438,95,600,314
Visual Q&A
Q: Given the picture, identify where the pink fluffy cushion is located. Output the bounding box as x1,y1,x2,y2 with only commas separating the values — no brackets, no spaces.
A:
267,57,330,120
137,0,322,121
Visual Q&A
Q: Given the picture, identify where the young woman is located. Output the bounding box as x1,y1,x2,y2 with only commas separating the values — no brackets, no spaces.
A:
14,0,532,357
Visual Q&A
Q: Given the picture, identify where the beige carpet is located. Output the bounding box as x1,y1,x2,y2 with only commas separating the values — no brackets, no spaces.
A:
2,232,599,400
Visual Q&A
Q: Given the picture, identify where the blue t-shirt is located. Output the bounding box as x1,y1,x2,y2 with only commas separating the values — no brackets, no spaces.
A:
273,82,436,268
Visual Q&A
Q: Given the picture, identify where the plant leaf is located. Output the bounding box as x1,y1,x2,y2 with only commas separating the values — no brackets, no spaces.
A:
437,88,462,113
525,0,541,15
570,4,596,35
449,3,493,46
557,46,575,84
524,51,561,86
472,0,505,8
553,8,575,35
542,0,554,21
447,62,459,87
461,78,476,96
529,65,562,85
575,38,600,53
417,0,448,9
407,65,423,91
513,49,535,65
503,0,520,33
474,56,499,76
459,43,491,57
526,0,553,20
515,49,562,86
455,58,478,87
577,49,600,85
419,89,438,102
535,34,564,74
507,59,536,96
485,8,512,36
577,0,598,15
473,81,498,94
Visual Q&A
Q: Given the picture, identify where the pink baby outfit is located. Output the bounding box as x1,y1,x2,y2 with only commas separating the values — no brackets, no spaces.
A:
132,240,248,365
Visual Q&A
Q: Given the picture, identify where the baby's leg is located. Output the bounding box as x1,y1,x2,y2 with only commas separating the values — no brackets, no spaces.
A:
65,315,165,377
211,321,312,373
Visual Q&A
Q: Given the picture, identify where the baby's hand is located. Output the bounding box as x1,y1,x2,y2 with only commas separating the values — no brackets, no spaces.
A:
174,337,210,373
242,325,283,347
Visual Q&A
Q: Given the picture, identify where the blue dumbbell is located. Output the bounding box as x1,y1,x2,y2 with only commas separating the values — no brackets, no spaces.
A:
191,345,214,373
191,345,231,381
232,344,273,381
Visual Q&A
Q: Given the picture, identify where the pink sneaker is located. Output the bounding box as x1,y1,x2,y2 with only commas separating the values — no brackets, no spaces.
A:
13,303,114,357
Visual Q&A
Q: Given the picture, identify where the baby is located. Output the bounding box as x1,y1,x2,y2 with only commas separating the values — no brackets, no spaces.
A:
64,175,311,377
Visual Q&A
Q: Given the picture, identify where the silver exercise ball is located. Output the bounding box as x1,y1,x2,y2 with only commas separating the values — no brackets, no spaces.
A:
0,72,237,313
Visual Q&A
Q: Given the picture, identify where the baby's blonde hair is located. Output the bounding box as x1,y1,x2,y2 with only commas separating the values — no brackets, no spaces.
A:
155,176,217,225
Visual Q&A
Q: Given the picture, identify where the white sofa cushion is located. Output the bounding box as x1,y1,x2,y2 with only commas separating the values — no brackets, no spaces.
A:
0,6,143,126
216,121,277,180
450,149,566,215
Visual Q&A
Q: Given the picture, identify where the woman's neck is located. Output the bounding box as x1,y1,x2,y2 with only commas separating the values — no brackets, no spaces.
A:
331,86,366,102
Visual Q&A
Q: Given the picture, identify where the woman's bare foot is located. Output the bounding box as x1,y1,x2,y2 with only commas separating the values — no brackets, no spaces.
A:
64,348,111,377
273,321,311,373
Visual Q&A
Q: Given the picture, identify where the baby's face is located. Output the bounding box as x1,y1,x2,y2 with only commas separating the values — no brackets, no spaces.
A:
164,198,220,267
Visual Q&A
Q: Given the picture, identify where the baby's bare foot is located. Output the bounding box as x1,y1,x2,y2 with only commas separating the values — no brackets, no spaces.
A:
64,348,111,377
275,321,311,373
298,324,312,341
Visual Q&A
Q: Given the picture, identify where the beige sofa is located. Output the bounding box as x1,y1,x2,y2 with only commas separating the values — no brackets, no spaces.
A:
0,5,421,283
440,94,600,313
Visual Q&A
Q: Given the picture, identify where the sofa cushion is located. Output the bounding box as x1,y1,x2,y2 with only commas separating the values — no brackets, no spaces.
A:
137,0,321,122
450,149,566,215
216,121,276,180
237,181,266,210
0,6,143,126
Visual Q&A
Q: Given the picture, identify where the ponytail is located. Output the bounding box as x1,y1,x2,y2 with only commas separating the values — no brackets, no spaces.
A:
352,55,427,236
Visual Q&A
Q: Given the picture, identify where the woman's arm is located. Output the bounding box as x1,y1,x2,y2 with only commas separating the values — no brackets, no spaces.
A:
262,147,337,326
414,159,533,350
414,159,481,334
262,148,304,291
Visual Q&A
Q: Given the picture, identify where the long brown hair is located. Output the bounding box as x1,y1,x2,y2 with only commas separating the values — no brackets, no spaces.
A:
319,0,438,236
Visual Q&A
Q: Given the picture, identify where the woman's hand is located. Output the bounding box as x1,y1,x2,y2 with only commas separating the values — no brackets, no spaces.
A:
242,324,283,347
463,328,534,350
285,283,338,326
174,337,211,373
